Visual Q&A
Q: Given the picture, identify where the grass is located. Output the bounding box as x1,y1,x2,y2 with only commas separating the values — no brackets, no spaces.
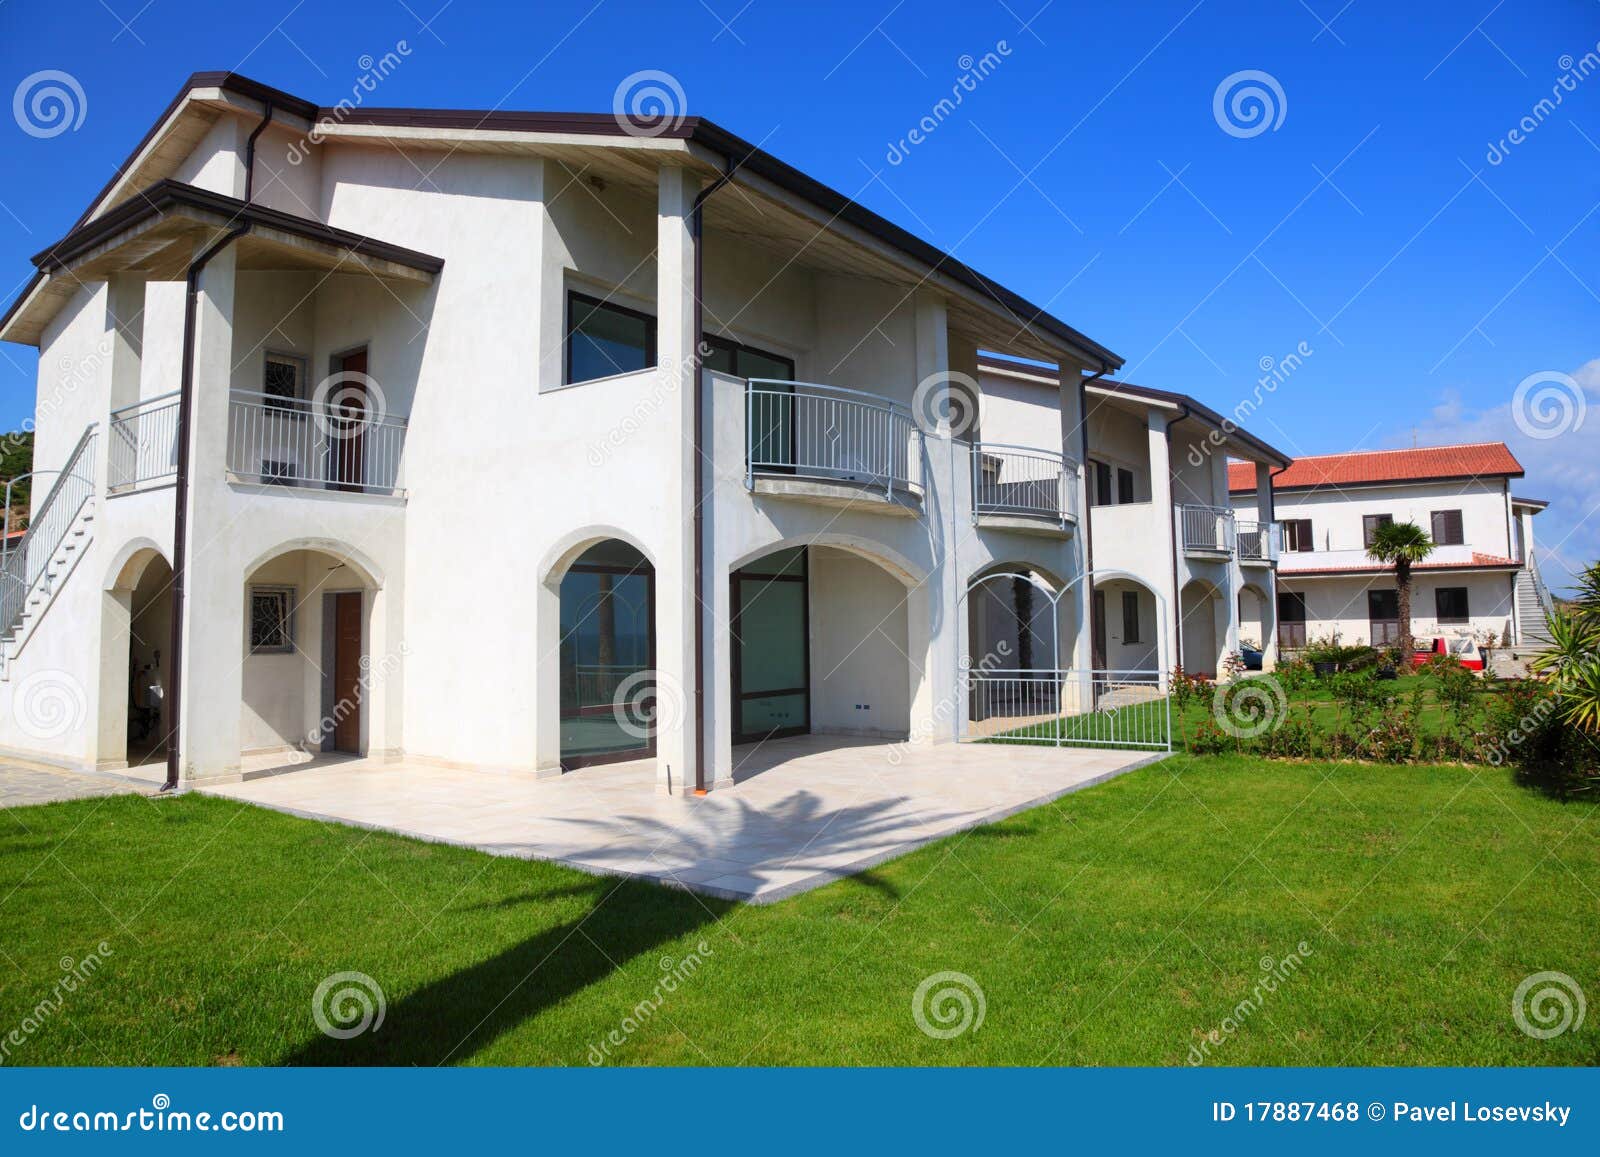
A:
1,754,1597,1066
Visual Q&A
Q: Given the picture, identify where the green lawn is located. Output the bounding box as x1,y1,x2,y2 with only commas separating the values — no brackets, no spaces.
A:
1,753,1596,1066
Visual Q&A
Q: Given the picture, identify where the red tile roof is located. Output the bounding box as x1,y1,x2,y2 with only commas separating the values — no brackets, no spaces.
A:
1229,442,1523,493
1282,552,1519,577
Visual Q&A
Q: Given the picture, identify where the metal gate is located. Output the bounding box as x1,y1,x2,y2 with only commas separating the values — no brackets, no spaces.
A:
957,569,1171,753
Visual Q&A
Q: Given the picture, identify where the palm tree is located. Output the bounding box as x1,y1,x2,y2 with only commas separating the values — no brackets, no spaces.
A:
1366,521,1435,667
1532,560,1600,732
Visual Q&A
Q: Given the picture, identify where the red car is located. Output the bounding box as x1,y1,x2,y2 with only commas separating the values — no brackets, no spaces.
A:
1416,636,1484,671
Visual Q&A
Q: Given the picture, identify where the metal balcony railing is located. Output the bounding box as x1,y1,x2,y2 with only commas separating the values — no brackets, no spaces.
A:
1178,503,1236,555
745,379,922,498
972,443,1076,524
1,424,96,638
227,390,407,496
1235,520,1281,563
108,392,179,491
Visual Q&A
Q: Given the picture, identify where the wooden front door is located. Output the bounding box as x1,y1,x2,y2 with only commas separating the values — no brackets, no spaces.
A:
332,591,363,753
330,348,368,492
1091,590,1107,670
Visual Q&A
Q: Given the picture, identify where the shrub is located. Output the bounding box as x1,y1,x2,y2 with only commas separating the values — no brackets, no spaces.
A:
1359,709,1419,763
1187,717,1230,754
1169,666,1210,711
1480,679,1599,797
1254,709,1318,759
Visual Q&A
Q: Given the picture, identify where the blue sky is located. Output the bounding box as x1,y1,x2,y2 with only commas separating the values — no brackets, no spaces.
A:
1,0,1596,583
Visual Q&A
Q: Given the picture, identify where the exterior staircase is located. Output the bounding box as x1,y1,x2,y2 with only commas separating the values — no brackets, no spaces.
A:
0,425,98,681
1514,560,1554,648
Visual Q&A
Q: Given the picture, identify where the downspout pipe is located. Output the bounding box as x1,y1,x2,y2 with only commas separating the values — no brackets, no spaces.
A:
163,102,273,792
688,154,739,795
1165,402,1191,674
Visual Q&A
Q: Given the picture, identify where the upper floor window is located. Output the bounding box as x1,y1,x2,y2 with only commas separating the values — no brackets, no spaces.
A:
1284,518,1314,552
703,336,795,381
1362,513,1393,548
263,352,306,411
1091,460,1113,507
566,291,656,385
1430,509,1464,546
1116,467,1137,505
1435,586,1469,623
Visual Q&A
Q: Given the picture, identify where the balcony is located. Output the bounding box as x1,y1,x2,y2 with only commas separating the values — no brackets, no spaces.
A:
227,390,408,498
745,379,923,515
108,392,179,492
971,443,1076,535
1178,503,1236,557
1236,520,1281,565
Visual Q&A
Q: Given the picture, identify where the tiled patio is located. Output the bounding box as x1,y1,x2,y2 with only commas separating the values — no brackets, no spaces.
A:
196,735,1164,902
0,763,153,807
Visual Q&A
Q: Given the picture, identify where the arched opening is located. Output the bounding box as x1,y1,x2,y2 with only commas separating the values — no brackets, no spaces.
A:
100,546,175,772
559,538,655,769
241,546,380,762
1091,574,1161,673
1238,582,1273,670
966,565,1060,672
1180,578,1224,678
730,543,911,746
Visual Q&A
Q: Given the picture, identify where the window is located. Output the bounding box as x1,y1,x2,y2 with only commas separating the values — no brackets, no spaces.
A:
1283,518,1314,552
1091,460,1113,507
702,335,794,381
263,352,305,411
1117,467,1137,504
249,587,295,653
1435,586,1470,623
1431,509,1464,546
566,291,656,385
1121,590,1141,643
1368,589,1399,644
1277,591,1307,649
1362,513,1393,548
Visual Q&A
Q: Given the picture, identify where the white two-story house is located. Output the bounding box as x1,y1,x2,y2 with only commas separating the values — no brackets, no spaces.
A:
1228,443,1550,655
2,70,1210,792
978,358,1291,678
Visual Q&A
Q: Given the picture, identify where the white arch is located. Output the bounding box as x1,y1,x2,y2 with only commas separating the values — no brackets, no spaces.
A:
103,537,170,592
538,524,659,590
242,537,385,589
729,532,926,588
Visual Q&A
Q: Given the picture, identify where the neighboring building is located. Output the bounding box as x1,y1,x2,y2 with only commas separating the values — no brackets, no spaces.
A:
1228,443,1551,654
978,360,1291,677
0,70,1183,789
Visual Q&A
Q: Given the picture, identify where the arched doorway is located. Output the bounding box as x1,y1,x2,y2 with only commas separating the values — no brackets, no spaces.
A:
100,545,175,771
966,564,1061,673
1180,578,1224,678
559,539,655,768
1091,575,1160,673
240,546,380,761
729,542,912,745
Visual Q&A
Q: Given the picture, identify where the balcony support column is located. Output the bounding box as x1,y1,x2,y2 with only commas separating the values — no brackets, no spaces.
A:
1148,408,1180,676
1256,462,1279,671
1059,363,1093,670
172,243,244,785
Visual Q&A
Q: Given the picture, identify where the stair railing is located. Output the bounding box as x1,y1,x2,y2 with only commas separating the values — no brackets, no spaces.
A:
0,423,98,638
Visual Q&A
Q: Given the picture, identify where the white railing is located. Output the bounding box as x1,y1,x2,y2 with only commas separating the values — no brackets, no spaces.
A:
972,443,1075,523
1,425,97,637
568,663,642,711
1178,503,1235,554
227,390,407,496
962,668,1170,751
745,379,922,497
108,392,179,491
1236,520,1281,563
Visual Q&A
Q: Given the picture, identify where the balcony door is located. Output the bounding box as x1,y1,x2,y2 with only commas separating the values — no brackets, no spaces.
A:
328,347,368,493
709,336,795,473
731,547,809,744
1367,589,1400,645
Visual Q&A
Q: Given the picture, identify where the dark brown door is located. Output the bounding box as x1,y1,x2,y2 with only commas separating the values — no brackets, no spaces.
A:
332,591,363,753
330,348,367,492
1091,590,1107,670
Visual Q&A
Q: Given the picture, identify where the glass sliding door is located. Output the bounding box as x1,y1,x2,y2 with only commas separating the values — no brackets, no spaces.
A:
731,546,809,743
559,540,655,768
708,335,796,475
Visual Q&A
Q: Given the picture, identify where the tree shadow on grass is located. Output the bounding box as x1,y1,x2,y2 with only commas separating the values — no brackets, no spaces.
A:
280,788,929,1065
